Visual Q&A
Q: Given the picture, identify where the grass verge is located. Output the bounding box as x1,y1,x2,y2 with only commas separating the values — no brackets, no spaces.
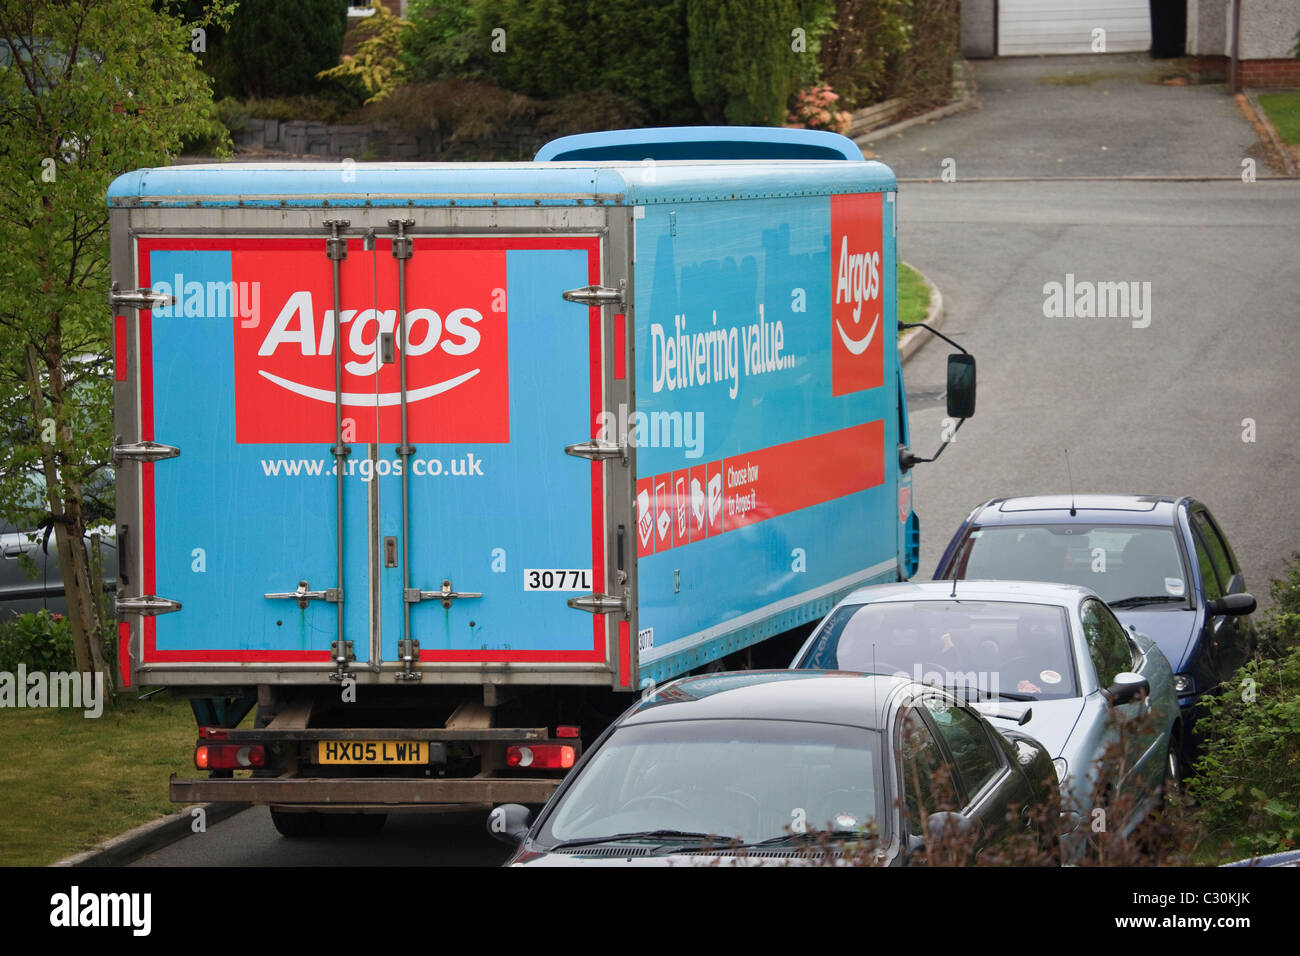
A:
0,693,200,865
898,262,931,326
1257,92,1300,145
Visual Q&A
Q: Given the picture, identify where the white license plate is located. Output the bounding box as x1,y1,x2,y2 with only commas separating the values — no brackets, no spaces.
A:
524,569,592,591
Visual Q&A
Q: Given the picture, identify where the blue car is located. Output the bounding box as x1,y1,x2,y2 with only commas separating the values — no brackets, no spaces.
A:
933,495,1256,766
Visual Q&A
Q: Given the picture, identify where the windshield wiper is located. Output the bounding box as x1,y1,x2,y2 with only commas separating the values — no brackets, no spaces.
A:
994,691,1037,701
1109,595,1186,609
548,829,729,850
737,831,860,847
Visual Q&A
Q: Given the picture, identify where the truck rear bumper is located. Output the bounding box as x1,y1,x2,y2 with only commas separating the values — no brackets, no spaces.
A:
169,775,560,806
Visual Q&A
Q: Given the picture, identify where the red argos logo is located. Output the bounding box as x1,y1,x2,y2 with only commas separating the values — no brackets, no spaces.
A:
830,193,884,396
232,243,509,443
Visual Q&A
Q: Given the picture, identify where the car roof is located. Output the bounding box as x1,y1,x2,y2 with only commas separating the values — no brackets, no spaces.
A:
623,670,914,731
969,494,1187,526
835,578,1096,608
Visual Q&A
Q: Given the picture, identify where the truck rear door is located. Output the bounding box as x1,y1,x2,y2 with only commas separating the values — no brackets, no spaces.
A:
119,220,612,683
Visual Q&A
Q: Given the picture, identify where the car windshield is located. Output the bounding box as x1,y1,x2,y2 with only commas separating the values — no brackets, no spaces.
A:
539,719,882,847
949,525,1189,607
797,600,1078,700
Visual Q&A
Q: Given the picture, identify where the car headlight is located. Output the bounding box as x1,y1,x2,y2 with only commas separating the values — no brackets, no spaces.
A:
1052,758,1068,782
1172,673,1196,695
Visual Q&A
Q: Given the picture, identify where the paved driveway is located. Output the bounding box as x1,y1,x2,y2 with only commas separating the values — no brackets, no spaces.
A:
863,54,1272,179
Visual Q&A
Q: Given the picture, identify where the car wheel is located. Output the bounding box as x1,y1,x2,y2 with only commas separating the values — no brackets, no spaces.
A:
1161,738,1181,806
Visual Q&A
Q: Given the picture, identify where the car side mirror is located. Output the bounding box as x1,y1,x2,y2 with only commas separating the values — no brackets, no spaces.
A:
1104,671,1149,706
1208,593,1256,616
946,354,976,420
926,810,972,840
487,803,532,846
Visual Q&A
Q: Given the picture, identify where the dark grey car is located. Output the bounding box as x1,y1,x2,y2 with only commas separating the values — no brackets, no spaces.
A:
489,671,1059,865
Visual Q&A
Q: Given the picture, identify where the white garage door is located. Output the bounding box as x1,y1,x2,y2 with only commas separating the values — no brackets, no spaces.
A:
999,0,1152,55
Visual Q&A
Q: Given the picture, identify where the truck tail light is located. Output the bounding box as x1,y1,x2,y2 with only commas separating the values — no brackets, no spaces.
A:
555,725,581,738
196,743,266,770
506,744,575,769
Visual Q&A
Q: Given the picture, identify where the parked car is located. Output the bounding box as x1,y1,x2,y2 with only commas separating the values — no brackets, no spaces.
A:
0,523,116,620
788,580,1181,860
932,495,1256,764
487,670,1059,866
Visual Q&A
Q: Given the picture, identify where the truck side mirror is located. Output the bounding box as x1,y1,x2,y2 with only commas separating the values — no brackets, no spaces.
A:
946,354,976,420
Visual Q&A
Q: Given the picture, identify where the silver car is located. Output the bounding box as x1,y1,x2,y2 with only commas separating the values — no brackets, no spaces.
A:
789,580,1180,858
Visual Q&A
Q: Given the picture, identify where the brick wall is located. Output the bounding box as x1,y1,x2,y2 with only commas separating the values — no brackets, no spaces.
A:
1188,55,1300,88
1238,58,1300,88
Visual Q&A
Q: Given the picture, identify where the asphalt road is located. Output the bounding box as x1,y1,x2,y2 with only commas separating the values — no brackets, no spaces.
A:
130,807,512,866
863,53,1273,179
900,179,1300,603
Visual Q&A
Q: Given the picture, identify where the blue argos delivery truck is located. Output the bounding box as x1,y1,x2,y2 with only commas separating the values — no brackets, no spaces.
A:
106,127,974,834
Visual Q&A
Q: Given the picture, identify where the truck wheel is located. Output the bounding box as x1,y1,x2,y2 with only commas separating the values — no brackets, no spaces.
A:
323,813,388,836
270,808,325,838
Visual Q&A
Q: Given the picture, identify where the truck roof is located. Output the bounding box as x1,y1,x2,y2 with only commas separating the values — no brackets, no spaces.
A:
107,158,896,209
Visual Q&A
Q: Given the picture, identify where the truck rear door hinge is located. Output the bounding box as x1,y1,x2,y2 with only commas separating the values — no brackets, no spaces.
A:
567,592,628,617
109,285,175,312
405,580,482,610
564,438,627,464
265,580,342,610
562,282,624,308
112,440,180,466
116,595,181,617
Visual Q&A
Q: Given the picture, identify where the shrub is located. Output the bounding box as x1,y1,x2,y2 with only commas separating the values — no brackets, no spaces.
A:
1256,552,1300,660
363,78,537,148
402,0,488,82
535,91,649,139
473,0,698,124
1189,645,1300,856
787,84,851,134
243,96,357,124
818,0,911,110
687,0,804,125
0,611,76,674
225,0,348,98
318,0,412,105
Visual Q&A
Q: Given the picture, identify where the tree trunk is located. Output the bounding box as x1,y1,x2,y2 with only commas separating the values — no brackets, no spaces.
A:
24,344,111,689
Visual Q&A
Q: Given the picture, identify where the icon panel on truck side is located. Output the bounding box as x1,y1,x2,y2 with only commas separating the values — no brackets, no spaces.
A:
830,193,885,397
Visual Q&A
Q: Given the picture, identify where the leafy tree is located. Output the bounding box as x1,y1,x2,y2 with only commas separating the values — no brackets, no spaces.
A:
686,0,802,125
0,0,226,687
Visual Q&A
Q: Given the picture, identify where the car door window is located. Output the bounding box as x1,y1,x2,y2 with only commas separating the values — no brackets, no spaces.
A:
925,699,1001,798
1191,510,1235,591
898,708,958,836
1081,599,1132,688
1190,525,1224,602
